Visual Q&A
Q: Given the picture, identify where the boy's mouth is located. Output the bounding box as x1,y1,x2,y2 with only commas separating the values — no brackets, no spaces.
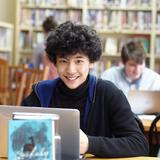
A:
65,76,79,81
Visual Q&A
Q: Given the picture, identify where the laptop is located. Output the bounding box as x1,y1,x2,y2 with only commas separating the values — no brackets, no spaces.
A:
128,90,160,114
0,105,82,160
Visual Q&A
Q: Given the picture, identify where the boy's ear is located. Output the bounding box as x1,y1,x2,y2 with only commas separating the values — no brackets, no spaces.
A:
89,62,95,69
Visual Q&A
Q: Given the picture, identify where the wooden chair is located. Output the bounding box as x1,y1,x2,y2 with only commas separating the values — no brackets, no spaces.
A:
16,66,49,106
8,65,24,105
148,114,160,156
0,58,9,104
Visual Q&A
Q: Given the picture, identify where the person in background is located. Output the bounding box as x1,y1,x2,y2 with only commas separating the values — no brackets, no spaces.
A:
101,41,160,97
32,15,58,79
22,21,148,158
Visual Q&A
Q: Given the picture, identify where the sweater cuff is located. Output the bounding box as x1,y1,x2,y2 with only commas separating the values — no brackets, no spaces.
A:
87,136,100,155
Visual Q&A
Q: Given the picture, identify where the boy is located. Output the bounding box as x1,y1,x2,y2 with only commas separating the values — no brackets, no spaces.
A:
101,41,160,97
22,21,148,157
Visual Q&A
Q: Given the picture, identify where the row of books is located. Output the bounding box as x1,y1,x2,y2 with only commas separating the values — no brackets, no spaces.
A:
92,56,152,77
19,30,150,55
86,10,152,30
0,28,12,49
91,58,122,77
22,0,151,7
156,13,160,30
104,0,150,7
155,37,160,55
19,31,32,49
20,9,82,27
20,3,160,30
101,36,150,55
19,30,152,57
32,32,44,48
19,31,47,51
21,0,82,6
121,11,151,30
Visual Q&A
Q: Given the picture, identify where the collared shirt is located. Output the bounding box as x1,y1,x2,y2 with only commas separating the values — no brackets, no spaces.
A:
101,66,160,97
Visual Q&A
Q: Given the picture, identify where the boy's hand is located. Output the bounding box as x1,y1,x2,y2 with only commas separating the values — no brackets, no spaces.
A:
80,129,89,154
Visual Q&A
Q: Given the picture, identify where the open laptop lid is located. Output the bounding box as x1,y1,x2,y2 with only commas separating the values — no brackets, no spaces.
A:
128,90,160,114
0,105,80,160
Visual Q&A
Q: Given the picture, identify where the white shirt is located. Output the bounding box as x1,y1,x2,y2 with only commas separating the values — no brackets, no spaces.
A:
101,66,160,97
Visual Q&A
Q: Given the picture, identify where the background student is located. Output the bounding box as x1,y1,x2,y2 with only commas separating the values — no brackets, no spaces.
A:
32,15,58,79
22,21,148,158
101,41,160,97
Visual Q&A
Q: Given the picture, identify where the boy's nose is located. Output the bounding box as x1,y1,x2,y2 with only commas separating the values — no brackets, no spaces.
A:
66,63,76,74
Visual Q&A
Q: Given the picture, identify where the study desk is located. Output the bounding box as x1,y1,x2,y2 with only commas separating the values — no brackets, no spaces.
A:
86,157,160,160
139,115,160,142
0,157,160,160
140,117,160,132
85,117,160,160
1,116,159,160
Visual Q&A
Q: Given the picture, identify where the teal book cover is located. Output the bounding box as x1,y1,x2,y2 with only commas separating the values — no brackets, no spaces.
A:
8,119,55,160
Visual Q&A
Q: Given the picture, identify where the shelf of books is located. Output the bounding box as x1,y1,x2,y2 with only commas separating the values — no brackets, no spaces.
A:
0,22,13,64
14,0,160,75
155,1,160,73
14,0,85,65
85,0,154,76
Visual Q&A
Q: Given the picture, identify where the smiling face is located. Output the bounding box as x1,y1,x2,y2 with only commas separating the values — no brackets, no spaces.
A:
55,52,94,89
124,59,145,81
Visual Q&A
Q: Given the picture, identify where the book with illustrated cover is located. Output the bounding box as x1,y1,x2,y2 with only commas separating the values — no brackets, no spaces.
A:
8,119,55,160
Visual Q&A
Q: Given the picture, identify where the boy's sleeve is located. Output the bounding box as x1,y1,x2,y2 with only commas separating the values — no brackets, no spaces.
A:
21,91,41,107
86,83,149,157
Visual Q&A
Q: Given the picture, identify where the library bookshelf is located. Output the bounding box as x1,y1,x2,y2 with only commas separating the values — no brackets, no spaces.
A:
14,0,160,75
0,22,13,64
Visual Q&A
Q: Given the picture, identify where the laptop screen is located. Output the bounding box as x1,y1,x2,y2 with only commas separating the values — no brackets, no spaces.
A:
0,105,80,160
128,90,160,114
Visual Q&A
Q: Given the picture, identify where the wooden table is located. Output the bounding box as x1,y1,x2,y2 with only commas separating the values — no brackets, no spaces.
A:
1,117,159,160
141,118,160,132
87,157,160,160
84,154,160,159
85,117,160,160
1,157,160,160
139,115,160,140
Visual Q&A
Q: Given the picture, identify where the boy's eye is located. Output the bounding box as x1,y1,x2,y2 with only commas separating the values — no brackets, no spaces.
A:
76,60,83,64
59,59,67,63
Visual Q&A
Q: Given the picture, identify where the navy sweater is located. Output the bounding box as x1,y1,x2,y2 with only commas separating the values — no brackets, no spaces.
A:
22,78,149,158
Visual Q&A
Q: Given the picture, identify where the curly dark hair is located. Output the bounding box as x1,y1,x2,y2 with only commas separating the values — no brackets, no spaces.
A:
42,16,57,33
45,21,102,64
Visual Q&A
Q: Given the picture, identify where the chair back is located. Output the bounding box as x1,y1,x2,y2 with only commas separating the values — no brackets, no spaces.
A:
8,65,24,105
148,114,160,156
16,66,49,106
0,58,8,104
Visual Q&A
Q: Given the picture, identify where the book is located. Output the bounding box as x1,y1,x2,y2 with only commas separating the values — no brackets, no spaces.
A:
104,37,118,55
8,119,56,160
8,112,58,160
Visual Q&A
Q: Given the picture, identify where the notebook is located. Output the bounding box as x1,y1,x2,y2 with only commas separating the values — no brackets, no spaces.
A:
0,105,82,160
128,90,160,114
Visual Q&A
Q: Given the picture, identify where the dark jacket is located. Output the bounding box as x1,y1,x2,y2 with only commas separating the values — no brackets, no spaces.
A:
22,77,149,158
